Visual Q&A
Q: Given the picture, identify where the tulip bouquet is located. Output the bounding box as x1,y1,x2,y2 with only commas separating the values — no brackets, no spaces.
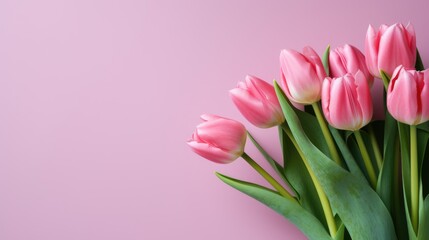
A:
188,23,429,240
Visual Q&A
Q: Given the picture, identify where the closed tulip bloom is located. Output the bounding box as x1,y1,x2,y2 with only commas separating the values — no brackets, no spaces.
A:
280,47,326,104
187,114,247,164
329,44,374,86
387,66,429,125
230,75,284,128
322,71,373,131
365,23,416,78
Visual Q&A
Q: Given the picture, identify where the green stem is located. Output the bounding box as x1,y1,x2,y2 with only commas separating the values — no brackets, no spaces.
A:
369,125,383,170
241,152,297,203
354,130,377,188
410,125,419,233
282,125,337,238
380,70,390,91
311,102,342,166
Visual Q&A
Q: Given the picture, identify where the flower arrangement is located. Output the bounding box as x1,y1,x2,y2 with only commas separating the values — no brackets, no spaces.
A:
188,23,429,240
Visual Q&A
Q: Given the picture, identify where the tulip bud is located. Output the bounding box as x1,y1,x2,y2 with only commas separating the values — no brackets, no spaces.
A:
387,66,429,125
230,75,284,128
329,44,374,86
322,71,373,131
187,114,247,164
365,23,416,78
280,47,326,105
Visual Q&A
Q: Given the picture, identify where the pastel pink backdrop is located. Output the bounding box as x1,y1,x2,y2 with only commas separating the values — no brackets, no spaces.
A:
0,0,428,239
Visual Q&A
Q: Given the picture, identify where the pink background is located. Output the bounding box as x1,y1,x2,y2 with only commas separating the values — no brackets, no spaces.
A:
0,0,428,239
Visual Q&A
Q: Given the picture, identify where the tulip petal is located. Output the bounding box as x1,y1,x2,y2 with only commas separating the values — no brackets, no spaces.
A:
321,78,332,123
420,70,429,123
355,71,373,125
230,88,277,127
329,49,346,77
330,44,373,86
378,24,416,74
365,25,380,77
323,74,371,131
387,68,419,125
200,114,221,121
187,141,237,164
196,119,246,152
405,23,416,54
280,49,322,104
303,46,327,81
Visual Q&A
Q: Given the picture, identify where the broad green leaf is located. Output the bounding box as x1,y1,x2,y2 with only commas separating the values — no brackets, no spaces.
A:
329,128,366,182
345,129,378,185
294,110,330,156
398,122,416,239
322,45,331,76
279,126,327,229
418,196,429,240
274,81,397,240
378,113,408,239
378,114,397,211
216,172,332,240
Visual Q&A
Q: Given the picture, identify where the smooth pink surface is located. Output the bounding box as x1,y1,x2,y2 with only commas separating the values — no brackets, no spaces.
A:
0,0,428,239
230,75,284,128
322,72,373,131
280,47,326,104
188,114,247,164
365,23,416,78
387,66,429,125
329,44,374,86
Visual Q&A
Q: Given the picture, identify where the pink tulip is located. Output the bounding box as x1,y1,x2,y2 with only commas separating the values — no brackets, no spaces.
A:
230,75,284,128
322,71,373,131
280,47,326,104
187,114,247,164
387,66,429,125
365,23,416,78
329,44,374,86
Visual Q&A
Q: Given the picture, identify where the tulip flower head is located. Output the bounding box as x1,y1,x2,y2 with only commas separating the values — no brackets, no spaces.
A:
322,71,373,131
230,75,284,128
187,114,247,164
365,23,416,78
387,66,429,125
280,47,326,105
329,44,374,86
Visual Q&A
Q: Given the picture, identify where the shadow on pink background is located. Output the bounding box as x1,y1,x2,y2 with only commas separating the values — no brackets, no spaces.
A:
0,0,428,239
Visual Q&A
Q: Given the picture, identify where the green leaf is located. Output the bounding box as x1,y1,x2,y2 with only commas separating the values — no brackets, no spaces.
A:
279,125,327,228
417,126,429,197
329,128,366,182
247,131,296,195
415,48,425,71
345,129,378,185
378,114,397,211
295,110,330,156
274,81,397,240
216,172,332,240
418,196,429,240
334,224,345,240
417,129,429,177
398,122,417,239
378,113,408,239
322,45,331,77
